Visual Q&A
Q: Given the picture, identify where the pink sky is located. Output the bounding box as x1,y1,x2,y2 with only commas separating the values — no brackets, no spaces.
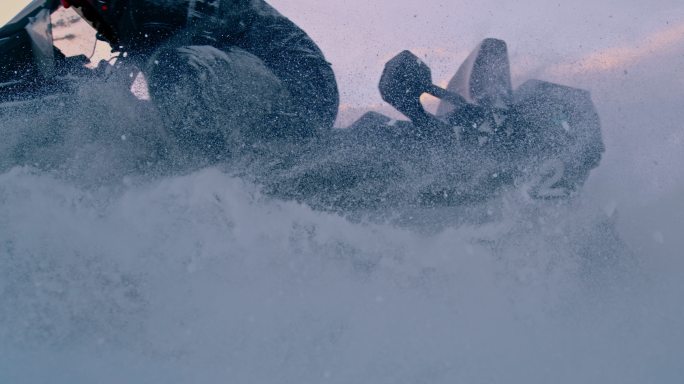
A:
268,0,684,110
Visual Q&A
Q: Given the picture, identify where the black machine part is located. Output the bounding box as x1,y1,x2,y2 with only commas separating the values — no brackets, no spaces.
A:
0,1,57,87
379,50,467,132
0,1,97,102
378,38,604,194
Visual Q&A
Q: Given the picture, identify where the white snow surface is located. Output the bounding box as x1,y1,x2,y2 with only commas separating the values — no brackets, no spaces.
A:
2,164,680,384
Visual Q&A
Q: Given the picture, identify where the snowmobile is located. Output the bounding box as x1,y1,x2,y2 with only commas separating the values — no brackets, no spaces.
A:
0,1,605,214
260,40,605,212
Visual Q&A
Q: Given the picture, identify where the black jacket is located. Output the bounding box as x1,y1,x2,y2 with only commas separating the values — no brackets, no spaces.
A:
128,0,339,132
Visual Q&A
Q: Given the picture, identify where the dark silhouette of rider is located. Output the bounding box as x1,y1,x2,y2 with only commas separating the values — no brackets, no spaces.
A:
60,0,339,158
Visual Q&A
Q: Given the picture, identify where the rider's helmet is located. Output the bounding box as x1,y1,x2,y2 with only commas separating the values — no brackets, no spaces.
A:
60,0,253,51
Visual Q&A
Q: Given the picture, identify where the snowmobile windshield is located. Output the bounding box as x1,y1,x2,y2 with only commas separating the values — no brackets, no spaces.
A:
0,0,39,28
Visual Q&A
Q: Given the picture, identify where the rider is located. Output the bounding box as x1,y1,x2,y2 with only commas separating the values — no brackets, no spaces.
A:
59,0,339,158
